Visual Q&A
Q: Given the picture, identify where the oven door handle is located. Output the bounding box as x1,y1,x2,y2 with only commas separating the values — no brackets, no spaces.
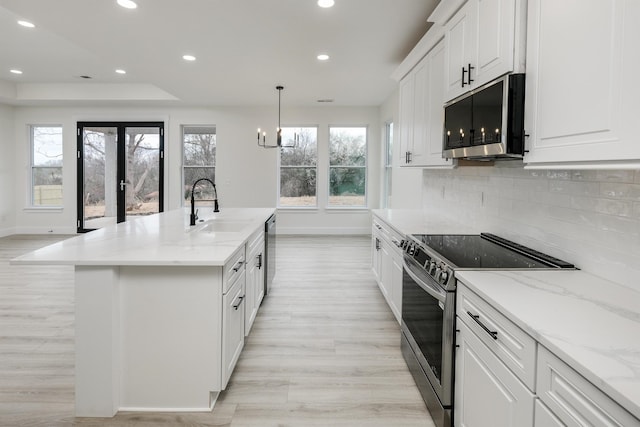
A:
403,259,447,303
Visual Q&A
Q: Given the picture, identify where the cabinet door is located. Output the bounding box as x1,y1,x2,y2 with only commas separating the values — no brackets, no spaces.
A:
455,320,535,427
390,254,403,324
244,255,257,336
445,0,518,102
524,0,640,166
371,230,383,283
380,240,392,300
222,273,245,389
398,75,415,165
445,0,477,101
474,0,516,88
424,40,453,168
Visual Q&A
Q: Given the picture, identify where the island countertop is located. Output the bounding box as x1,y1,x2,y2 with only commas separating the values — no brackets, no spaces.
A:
11,208,275,267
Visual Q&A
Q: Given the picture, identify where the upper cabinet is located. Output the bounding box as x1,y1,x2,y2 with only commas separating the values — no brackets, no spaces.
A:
398,39,454,168
523,0,640,168
443,0,526,102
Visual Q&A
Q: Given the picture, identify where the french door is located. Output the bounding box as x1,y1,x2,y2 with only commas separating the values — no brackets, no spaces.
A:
77,122,164,232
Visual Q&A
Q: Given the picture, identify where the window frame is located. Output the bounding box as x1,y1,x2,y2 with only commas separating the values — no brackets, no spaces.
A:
327,125,368,209
277,126,319,209
181,125,217,206
29,124,64,208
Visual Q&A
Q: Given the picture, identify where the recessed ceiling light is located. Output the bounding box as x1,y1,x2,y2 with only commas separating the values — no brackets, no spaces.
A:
115,69,127,74
318,0,335,8
10,69,23,75
117,0,137,9
17,20,35,28
182,55,196,61
317,54,330,61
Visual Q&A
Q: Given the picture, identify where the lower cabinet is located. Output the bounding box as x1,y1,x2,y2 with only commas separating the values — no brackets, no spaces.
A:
456,281,640,427
222,270,245,389
371,218,403,323
455,320,535,427
245,231,265,336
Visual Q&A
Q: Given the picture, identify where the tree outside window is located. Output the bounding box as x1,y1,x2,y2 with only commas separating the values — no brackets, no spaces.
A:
31,126,63,206
279,127,317,207
329,127,367,207
183,126,216,204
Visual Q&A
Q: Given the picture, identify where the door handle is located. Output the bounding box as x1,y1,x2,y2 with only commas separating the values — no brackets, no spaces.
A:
119,180,126,191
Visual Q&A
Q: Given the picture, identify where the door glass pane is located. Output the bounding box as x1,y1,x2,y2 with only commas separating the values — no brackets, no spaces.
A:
83,127,117,229
124,127,161,219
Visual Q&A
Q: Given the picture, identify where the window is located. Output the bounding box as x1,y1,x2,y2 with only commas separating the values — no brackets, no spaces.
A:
279,127,317,207
329,126,367,207
31,125,63,206
183,126,216,204
383,122,393,208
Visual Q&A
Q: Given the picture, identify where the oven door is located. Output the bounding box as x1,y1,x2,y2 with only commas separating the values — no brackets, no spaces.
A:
401,254,455,407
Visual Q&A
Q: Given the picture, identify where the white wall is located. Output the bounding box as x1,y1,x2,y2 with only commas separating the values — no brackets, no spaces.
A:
10,104,380,234
0,104,16,236
421,162,640,290
379,88,423,209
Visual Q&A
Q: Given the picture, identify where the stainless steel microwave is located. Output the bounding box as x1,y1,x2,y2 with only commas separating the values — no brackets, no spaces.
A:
443,74,525,160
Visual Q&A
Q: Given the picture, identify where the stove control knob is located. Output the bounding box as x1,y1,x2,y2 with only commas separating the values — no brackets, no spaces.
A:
428,262,436,275
435,267,442,280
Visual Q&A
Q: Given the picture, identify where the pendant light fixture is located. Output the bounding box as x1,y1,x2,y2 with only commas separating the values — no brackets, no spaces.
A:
257,86,298,149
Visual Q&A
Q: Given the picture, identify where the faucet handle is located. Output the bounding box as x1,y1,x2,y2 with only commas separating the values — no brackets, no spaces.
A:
195,208,199,220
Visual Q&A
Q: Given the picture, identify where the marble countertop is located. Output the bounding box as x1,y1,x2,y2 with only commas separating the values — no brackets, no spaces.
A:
11,208,275,267
456,270,640,420
371,208,478,236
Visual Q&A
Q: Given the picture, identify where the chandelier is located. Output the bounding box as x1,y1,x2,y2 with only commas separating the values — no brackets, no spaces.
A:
257,85,298,149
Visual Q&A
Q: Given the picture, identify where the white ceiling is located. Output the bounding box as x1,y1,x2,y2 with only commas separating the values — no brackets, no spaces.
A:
0,0,438,107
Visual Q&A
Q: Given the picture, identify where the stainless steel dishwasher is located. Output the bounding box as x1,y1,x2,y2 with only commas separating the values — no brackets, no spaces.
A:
264,213,276,296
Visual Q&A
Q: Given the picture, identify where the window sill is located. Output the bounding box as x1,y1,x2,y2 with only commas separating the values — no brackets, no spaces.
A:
23,206,64,212
277,207,319,212
325,206,369,213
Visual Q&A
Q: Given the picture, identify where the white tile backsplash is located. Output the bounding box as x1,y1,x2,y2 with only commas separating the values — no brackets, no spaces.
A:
422,161,640,290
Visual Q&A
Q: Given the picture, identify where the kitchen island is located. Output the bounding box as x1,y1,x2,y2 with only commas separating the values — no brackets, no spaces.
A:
12,208,275,417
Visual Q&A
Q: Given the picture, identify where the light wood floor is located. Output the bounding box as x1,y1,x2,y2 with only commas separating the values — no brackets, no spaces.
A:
0,234,433,427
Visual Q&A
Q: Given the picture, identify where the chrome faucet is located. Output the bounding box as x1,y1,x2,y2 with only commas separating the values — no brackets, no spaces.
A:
190,178,219,226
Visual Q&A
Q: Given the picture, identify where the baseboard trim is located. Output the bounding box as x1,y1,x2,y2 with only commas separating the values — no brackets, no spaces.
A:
13,225,76,235
277,226,370,235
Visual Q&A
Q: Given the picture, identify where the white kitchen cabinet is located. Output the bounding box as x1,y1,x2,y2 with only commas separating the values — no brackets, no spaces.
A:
537,345,640,427
371,217,403,323
455,320,535,427
245,230,265,336
221,246,247,389
443,0,524,102
222,267,245,389
458,283,537,389
399,39,454,168
524,0,640,168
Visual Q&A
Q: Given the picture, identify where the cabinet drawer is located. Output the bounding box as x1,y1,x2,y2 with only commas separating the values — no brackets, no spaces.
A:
372,218,404,254
537,345,639,427
457,283,536,390
223,246,245,294
247,228,264,257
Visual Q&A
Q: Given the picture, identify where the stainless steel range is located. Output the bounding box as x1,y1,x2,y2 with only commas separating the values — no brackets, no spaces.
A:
400,233,575,427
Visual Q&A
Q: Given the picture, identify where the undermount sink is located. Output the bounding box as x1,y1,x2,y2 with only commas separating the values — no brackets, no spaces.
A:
194,219,253,233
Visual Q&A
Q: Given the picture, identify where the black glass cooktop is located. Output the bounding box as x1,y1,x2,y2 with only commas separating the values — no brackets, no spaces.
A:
412,233,574,270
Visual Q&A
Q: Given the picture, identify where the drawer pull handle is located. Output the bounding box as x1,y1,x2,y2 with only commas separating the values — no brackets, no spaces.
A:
467,311,498,340
233,295,245,310
232,260,244,272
